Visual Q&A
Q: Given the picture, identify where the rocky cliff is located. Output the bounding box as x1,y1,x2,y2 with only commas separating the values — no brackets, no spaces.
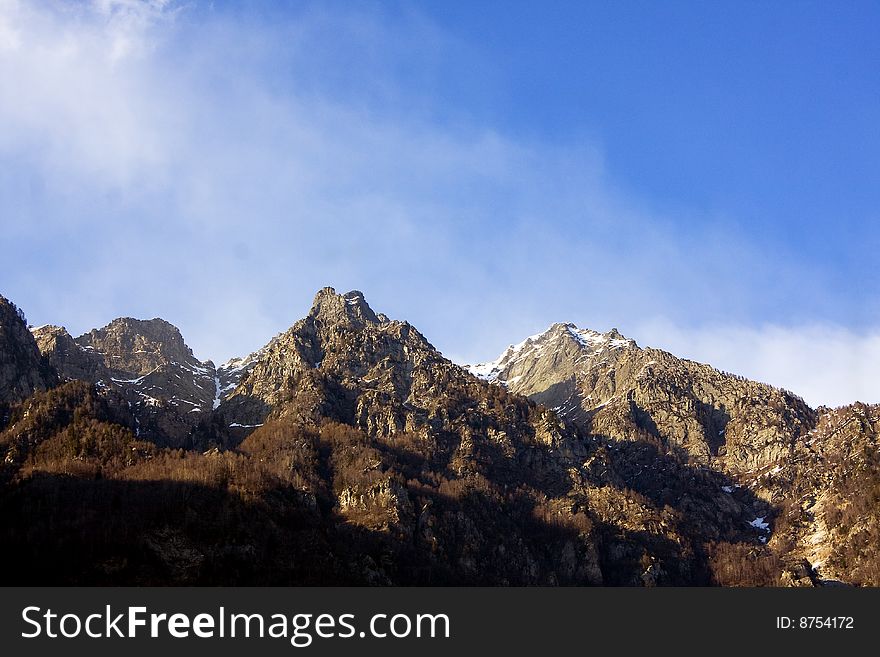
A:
759,402,880,586
0,295,55,411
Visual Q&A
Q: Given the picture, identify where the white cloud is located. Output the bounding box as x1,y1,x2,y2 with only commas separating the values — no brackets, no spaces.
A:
0,0,180,189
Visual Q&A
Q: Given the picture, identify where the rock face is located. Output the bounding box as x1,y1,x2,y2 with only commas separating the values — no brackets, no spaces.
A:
32,319,217,447
762,402,880,586
78,318,199,374
0,295,55,410
467,322,817,473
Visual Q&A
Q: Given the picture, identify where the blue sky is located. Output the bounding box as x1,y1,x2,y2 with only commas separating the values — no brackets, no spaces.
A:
1,0,878,406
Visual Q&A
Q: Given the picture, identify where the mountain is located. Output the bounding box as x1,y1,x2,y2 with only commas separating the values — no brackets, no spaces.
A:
0,287,876,587
0,295,55,413
32,319,218,447
466,322,816,473
464,321,880,585
219,287,577,442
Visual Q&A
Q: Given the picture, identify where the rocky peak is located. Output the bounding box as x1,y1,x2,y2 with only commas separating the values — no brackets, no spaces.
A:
220,288,439,431
77,317,194,375
0,295,55,406
31,316,216,448
469,322,815,472
466,321,638,394
205,289,779,585
308,287,380,328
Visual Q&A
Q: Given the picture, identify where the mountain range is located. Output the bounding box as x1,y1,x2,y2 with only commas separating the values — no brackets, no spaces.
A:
1,288,877,586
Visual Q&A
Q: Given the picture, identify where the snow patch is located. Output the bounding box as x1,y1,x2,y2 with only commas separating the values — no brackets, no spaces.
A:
110,375,146,385
212,374,221,410
749,516,770,532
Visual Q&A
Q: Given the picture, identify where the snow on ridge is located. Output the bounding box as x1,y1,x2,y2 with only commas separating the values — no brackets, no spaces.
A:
566,324,632,351
466,361,504,382
181,360,212,377
218,358,248,376
507,327,555,356
465,327,557,381
213,334,282,402
215,352,260,383
218,332,283,377
464,322,634,382
566,325,607,349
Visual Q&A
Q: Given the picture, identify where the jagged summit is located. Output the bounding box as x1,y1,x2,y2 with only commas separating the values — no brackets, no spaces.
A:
219,287,446,432
31,325,104,382
214,332,284,409
32,315,216,447
34,316,207,382
78,317,195,374
24,289,399,444
468,321,815,472
466,322,637,386
20,291,817,469
309,287,381,326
